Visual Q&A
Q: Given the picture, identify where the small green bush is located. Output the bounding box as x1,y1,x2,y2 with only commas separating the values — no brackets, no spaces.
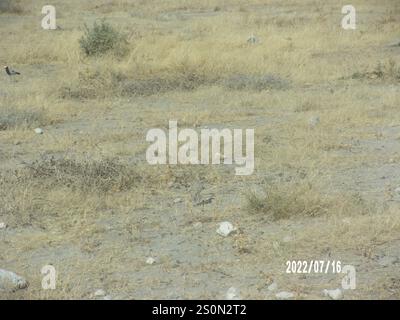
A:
79,20,128,57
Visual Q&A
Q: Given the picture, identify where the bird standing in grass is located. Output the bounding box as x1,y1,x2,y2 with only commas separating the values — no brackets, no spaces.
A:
4,66,20,77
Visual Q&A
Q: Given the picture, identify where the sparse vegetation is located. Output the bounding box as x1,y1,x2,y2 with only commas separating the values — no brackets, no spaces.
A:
245,180,327,220
79,20,128,57
0,108,46,131
1,0,400,300
352,60,400,81
0,0,23,14
23,156,140,193
245,179,368,220
222,74,289,91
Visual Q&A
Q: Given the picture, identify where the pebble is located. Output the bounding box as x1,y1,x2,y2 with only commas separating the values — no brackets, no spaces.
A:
225,287,240,300
275,291,295,299
309,116,320,128
323,288,343,300
193,222,202,229
173,198,183,204
0,222,6,229
146,257,156,265
34,128,44,134
217,222,237,237
94,289,106,297
267,282,278,292
0,269,29,292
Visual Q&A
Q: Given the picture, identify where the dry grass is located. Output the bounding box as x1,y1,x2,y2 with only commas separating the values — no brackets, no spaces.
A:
0,0,24,14
351,59,400,81
0,108,47,131
245,178,370,220
1,0,400,299
23,156,140,193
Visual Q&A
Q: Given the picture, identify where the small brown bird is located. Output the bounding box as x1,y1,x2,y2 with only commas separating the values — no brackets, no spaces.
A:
4,66,20,76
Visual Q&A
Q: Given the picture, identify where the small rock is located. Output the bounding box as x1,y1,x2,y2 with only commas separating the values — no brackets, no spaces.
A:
193,222,202,229
103,295,112,300
275,291,295,300
173,198,183,204
394,187,400,194
34,128,44,134
0,222,7,229
283,235,292,243
225,287,240,300
323,288,343,300
146,257,156,265
309,116,320,128
94,289,106,297
217,222,237,237
0,269,29,292
342,218,351,224
267,282,278,292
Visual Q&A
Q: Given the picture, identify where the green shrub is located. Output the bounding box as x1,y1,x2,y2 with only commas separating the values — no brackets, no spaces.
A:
79,20,128,57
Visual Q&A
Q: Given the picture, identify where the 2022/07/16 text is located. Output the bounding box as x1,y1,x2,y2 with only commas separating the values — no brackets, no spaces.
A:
152,304,247,317
286,260,343,274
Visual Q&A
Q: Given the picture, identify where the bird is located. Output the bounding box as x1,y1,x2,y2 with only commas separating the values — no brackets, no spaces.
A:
4,66,20,77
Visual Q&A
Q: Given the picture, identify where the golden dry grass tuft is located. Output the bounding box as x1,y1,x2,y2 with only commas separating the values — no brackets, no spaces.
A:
1,0,400,299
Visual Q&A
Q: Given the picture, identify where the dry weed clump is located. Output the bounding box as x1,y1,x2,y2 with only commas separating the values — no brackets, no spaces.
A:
0,108,47,131
60,67,289,100
351,59,400,82
0,0,24,14
222,74,290,91
21,156,140,193
245,178,367,220
60,67,215,99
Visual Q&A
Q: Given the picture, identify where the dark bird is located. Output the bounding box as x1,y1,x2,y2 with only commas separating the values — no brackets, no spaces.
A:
4,66,20,76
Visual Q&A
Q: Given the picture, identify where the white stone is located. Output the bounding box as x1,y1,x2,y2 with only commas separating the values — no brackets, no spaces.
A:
94,289,106,297
394,187,400,194
217,222,237,237
309,116,320,128
34,128,44,134
283,236,292,243
173,198,183,204
103,295,112,300
146,257,156,265
275,291,294,299
225,287,240,300
323,288,343,300
193,222,202,229
0,269,29,292
0,222,6,229
267,282,278,292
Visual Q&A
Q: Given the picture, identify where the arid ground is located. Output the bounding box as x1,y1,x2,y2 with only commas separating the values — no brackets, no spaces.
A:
1,0,400,299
